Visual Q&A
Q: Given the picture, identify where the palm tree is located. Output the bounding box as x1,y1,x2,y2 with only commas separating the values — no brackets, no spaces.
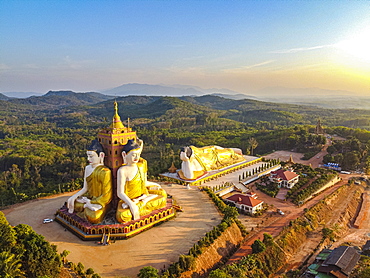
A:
60,249,70,264
0,251,25,278
248,137,258,156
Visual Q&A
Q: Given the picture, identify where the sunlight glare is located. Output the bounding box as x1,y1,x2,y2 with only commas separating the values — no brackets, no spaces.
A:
336,27,370,61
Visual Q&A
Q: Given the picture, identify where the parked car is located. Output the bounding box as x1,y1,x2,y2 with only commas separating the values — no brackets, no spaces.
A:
277,209,285,215
43,218,53,224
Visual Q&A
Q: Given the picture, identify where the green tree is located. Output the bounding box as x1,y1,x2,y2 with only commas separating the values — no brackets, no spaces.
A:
209,268,231,278
0,251,25,278
0,212,16,252
251,239,266,254
263,233,274,246
178,254,196,271
322,227,334,240
14,225,61,278
138,266,160,278
86,267,95,276
60,249,70,264
342,151,360,170
248,137,258,156
76,262,84,275
223,206,239,220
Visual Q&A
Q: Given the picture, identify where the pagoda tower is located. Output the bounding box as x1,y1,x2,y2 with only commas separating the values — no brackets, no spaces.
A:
315,119,324,135
97,101,137,178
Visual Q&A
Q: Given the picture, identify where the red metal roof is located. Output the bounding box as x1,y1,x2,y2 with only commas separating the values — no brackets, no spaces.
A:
271,169,298,181
226,194,263,207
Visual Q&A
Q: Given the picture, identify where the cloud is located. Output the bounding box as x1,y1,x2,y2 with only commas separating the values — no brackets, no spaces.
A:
61,56,94,69
23,64,40,69
242,60,276,69
222,60,276,73
0,63,10,71
271,44,334,54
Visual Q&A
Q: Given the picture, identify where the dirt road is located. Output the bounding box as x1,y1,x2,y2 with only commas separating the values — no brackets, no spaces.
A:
228,177,347,263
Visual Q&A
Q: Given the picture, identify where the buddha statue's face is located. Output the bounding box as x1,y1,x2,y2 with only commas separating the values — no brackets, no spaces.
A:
87,150,102,167
124,149,141,165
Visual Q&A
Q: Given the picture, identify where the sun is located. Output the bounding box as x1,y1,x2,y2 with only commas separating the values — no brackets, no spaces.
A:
335,27,370,62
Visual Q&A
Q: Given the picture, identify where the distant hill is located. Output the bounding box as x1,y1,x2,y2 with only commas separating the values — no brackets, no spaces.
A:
2,90,370,130
252,87,370,109
79,94,360,128
4,84,369,109
6,90,115,108
101,83,252,99
102,83,206,97
83,95,216,120
0,93,10,101
1,91,42,98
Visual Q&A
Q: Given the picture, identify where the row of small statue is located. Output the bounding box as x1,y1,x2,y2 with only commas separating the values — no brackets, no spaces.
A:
66,139,244,224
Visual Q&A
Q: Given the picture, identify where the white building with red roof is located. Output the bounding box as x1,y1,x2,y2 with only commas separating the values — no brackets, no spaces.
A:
225,193,264,214
269,168,299,189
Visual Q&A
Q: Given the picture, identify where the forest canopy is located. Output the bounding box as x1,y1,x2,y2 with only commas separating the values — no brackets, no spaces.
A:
1,93,370,208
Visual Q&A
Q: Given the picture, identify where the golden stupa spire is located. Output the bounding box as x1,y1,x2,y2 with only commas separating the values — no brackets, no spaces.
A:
168,162,177,173
287,154,295,164
111,101,125,129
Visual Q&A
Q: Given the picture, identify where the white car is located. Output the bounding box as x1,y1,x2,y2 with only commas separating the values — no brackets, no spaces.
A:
43,218,53,224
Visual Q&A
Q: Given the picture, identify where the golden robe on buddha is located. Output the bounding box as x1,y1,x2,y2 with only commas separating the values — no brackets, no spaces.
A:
191,145,245,171
116,158,167,223
74,165,113,224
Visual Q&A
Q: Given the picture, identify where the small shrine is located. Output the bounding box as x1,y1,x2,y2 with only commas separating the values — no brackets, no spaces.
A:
55,102,175,241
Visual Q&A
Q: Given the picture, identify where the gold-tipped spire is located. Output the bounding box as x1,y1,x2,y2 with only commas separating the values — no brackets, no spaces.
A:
287,154,295,164
168,162,177,173
111,101,125,129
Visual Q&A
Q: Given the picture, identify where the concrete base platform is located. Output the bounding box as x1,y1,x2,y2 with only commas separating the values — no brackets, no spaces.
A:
55,199,176,240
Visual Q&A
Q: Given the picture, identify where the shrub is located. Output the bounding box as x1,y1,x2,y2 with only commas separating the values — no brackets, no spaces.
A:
251,239,266,254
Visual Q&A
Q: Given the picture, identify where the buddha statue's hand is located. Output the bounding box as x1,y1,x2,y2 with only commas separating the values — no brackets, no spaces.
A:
81,198,102,211
180,151,190,161
84,202,102,211
133,195,147,203
146,181,161,190
76,196,89,203
67,196,76,213
128,202,140,220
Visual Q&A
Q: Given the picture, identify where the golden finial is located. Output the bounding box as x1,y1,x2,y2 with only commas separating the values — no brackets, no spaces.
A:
114,100,118,114
111,101,125,129
168,162,177,173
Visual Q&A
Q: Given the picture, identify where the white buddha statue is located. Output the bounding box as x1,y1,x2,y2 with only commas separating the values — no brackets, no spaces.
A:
116,139,167,223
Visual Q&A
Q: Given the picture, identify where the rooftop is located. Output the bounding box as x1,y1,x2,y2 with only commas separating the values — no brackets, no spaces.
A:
226,193,263,207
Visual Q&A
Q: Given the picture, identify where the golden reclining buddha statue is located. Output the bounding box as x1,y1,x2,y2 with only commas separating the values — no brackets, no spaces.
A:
179,145,245,180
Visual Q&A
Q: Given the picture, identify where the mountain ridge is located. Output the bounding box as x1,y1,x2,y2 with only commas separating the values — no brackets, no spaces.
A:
2,83,366,109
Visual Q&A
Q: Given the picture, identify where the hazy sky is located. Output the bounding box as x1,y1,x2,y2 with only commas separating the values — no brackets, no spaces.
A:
1,0,369,95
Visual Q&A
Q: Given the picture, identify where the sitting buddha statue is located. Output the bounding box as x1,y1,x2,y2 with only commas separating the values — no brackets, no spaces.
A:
67,140,113,224
116,139,167,223
179,145,245,180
